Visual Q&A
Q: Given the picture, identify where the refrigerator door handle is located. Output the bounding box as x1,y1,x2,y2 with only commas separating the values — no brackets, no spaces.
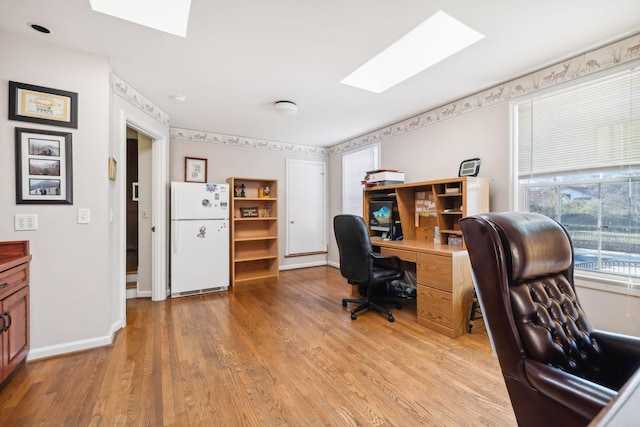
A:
172,221,179,254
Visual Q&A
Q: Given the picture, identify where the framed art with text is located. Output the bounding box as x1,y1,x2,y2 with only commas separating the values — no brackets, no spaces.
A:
185,157,207,183
15,127,73,204
9,81,78,128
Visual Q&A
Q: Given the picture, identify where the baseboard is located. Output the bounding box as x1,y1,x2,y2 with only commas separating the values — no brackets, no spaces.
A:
279,260,328,271
327,261,339,269
27,319,123,361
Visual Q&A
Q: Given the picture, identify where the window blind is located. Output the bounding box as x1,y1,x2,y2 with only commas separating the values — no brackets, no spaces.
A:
517,67,640,178
342,144,379,215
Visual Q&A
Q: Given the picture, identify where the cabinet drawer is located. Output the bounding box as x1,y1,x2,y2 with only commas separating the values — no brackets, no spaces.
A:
380,247,416,263
417,284,453,327
416,253,452,292
0,262,29,299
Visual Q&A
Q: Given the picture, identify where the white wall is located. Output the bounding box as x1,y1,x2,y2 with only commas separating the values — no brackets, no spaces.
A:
169,139,328,269
0,34,114,357
327,92,639,336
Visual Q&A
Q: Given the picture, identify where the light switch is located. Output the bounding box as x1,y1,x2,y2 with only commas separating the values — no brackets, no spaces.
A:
78,208,91,224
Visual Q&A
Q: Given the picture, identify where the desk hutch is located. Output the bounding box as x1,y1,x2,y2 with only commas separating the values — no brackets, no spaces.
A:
364,177,489,337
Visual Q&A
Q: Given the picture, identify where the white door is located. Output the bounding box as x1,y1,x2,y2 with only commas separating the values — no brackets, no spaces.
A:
286,159,327,255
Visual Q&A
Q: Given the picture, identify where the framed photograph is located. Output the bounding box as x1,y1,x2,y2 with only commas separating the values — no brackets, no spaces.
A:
15,127,73,204
185,157,207,183
9,81,78,128
240,207,259,218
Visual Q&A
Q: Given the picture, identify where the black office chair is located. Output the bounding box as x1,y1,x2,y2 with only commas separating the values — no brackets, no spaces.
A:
333,214,404,322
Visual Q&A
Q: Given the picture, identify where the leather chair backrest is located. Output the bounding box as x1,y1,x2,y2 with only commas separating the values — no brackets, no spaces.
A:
333,215,373,284
460,212,612,386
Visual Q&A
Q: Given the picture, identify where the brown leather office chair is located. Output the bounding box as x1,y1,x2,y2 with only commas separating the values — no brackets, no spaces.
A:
334,214,404,322
459,212,640,427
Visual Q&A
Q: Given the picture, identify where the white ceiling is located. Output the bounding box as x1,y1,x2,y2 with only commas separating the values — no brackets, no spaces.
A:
2,1,640,147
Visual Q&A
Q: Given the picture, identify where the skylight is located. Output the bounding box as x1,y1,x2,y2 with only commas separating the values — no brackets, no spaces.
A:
89,0,191,38
341,11,484,93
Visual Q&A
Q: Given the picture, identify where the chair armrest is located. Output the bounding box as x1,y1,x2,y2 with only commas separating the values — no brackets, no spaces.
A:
592,330,640,358
592,330,640,386
524,359,616,420
370,253,404,272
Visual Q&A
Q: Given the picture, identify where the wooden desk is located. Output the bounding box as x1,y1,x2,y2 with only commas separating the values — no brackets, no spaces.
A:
372,238,473,338
590,368,640,426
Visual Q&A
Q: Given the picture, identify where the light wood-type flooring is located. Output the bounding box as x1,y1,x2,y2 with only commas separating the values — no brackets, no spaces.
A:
0,266,516,426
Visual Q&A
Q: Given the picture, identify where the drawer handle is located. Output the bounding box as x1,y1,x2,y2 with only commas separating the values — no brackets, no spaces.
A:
0,315,5,334
0,282,9,289
3,312,11,331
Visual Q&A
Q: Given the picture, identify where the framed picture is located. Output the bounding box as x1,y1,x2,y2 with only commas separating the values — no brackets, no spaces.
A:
240,207,259,217
9,81,78,129
185,157,207,183
15,127,73,204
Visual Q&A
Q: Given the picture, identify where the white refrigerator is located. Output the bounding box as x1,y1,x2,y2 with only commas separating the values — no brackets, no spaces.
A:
171,182,230,297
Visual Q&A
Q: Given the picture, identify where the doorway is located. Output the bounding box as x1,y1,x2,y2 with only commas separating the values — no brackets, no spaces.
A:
125,127,153,299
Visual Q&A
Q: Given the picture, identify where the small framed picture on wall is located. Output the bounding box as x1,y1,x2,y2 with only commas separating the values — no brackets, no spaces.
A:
185,157,207,183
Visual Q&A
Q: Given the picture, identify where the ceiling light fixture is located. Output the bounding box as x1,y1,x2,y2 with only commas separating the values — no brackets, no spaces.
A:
29,23,51,34
89,0,191,37
341,10,484,93
274,101,298,115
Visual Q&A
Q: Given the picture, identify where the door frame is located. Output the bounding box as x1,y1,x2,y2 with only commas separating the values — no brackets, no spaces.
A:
114,109,168,325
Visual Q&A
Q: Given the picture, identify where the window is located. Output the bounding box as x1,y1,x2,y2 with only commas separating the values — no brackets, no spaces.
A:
342,144,379,215
513,64,640,284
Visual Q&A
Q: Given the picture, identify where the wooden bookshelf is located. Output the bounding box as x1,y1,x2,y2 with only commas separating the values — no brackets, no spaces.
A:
227,178,279,288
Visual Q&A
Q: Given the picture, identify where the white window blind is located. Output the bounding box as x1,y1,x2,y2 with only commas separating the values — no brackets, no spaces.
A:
517,67,640,178
342,144,379,215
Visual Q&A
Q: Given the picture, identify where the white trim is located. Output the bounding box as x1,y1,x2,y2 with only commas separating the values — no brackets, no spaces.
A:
279,261,328,270
575,273,640,298
27,321,122,361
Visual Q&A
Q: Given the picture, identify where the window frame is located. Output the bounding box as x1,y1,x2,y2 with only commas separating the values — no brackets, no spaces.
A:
341,143,380,216
510,62,640,297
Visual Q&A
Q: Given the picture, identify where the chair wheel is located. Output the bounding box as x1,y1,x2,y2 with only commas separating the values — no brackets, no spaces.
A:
388,314,395,322
351,312,357,320
342,300,347,307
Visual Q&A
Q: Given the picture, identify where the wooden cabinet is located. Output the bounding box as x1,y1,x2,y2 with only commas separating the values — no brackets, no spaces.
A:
227,178,279,288
0,241,31,384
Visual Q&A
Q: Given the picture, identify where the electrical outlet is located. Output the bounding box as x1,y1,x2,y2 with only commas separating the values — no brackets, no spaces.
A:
14,214,38,231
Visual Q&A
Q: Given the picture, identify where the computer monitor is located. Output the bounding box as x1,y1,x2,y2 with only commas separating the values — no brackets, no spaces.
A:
369,200,394,232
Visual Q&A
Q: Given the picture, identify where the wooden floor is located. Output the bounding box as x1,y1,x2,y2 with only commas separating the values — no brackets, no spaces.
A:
0,266,516,426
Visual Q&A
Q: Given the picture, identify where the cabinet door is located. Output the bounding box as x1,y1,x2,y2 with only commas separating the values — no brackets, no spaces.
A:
2,286,29,378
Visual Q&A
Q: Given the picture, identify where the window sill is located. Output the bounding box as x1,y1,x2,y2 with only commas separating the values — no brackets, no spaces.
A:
575,271,640,298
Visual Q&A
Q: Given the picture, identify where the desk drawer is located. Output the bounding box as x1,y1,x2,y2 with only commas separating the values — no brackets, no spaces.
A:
417,253,452,292
0,262,29,299
417,284,453,327
380,247,416,263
